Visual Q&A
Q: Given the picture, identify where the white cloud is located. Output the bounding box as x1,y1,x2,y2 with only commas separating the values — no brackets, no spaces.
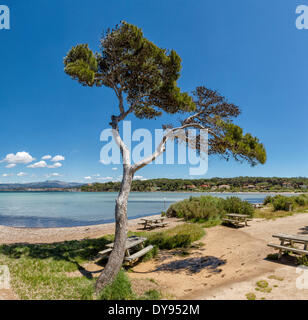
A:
2,173,12,177
112,167,118,171
1,152,35,164
84,176,92,180
45,173,61,178
51,155,65,162
51,173,60,177
97,177,113,181
6,163,16,168
92,174,100,177
42,155,52,160
27,161,47,168
134,175,147,181
48,162,62,169
17,172,27,177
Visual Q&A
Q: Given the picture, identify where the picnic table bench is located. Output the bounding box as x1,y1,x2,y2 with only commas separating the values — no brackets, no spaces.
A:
138,217,168,230
267,233,308,259
222,213,252,227
96,236,153,265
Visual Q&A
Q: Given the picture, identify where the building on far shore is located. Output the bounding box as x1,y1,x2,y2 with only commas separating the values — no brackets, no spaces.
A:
186,185,196,190
201,184,210,188
218,184,231,190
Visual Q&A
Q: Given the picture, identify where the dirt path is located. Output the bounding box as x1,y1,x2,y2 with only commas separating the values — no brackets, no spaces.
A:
129,214,308,300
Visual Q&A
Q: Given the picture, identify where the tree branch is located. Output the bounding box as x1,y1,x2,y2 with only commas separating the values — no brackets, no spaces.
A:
131,122,209,173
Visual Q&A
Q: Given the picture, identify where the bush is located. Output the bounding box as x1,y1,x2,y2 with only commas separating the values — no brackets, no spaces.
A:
223,197,254,217
263,194,308,212
166,196,225,221
166,195,254,221
146,224,205,249
99,269,134,300
263,196,273,205
272,196,293,211
294,195,308,207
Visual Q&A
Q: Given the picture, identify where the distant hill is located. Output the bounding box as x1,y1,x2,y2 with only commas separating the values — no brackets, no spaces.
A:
0,180,84,190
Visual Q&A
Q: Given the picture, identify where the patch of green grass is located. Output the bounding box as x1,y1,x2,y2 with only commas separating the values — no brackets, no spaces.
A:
141,246,159,262
131,223,205,250
245,292,256,300
200,218,222,228
139,289,162,300
0,237,115,300
254,209,294,220
268,275,284,281
98,269,135,300
98,271,162,300
255,280,272,293
256,280,269,288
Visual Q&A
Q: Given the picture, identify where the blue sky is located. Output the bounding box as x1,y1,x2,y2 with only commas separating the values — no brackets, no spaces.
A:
0,0,307,183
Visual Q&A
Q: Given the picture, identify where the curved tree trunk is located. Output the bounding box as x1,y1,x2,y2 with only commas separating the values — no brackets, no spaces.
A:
95,164,132,294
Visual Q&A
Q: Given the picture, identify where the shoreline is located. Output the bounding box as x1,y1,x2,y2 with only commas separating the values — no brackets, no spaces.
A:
0,215,182,245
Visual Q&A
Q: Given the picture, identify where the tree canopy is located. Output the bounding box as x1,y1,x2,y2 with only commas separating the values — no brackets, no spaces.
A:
64,21,266,167
64,21,195,122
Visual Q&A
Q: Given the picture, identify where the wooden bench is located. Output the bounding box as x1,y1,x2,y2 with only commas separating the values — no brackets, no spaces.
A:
124,245,153,262
138,218,168,230
267,233,308,259
268,244,308,256
95,236,153,265
97,248,113,259
222,214,251,227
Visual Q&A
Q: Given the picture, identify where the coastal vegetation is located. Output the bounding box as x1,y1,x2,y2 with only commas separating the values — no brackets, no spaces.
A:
254,194,308,219
81,177,308,193
132,224,205,250
166,196,254,223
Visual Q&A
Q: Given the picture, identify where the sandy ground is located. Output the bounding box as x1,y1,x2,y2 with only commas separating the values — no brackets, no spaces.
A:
128,214,308,300
1,214,308,300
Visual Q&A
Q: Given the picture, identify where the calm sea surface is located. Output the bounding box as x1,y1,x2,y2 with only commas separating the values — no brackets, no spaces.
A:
0,192,291,228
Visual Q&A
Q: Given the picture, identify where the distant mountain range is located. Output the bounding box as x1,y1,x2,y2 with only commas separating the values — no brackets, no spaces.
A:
0,180,84,190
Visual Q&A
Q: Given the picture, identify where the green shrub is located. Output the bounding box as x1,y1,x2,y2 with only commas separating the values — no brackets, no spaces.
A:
294,195,308,207
223,197,254,217
264,194,308,212
99,269,134,300
166,195,253,221
263,195,273,205
272,196,293,211
146,224,205,249
166,196,225,221
141,246,159,262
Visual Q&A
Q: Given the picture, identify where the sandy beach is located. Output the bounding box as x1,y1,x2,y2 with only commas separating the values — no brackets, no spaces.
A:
0,215,182,245
1,213,308,300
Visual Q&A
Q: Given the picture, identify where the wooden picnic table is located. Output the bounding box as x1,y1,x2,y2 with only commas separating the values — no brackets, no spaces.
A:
222,213,251,227
138,217,168,230
268,233,308,259
97,236,153,265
